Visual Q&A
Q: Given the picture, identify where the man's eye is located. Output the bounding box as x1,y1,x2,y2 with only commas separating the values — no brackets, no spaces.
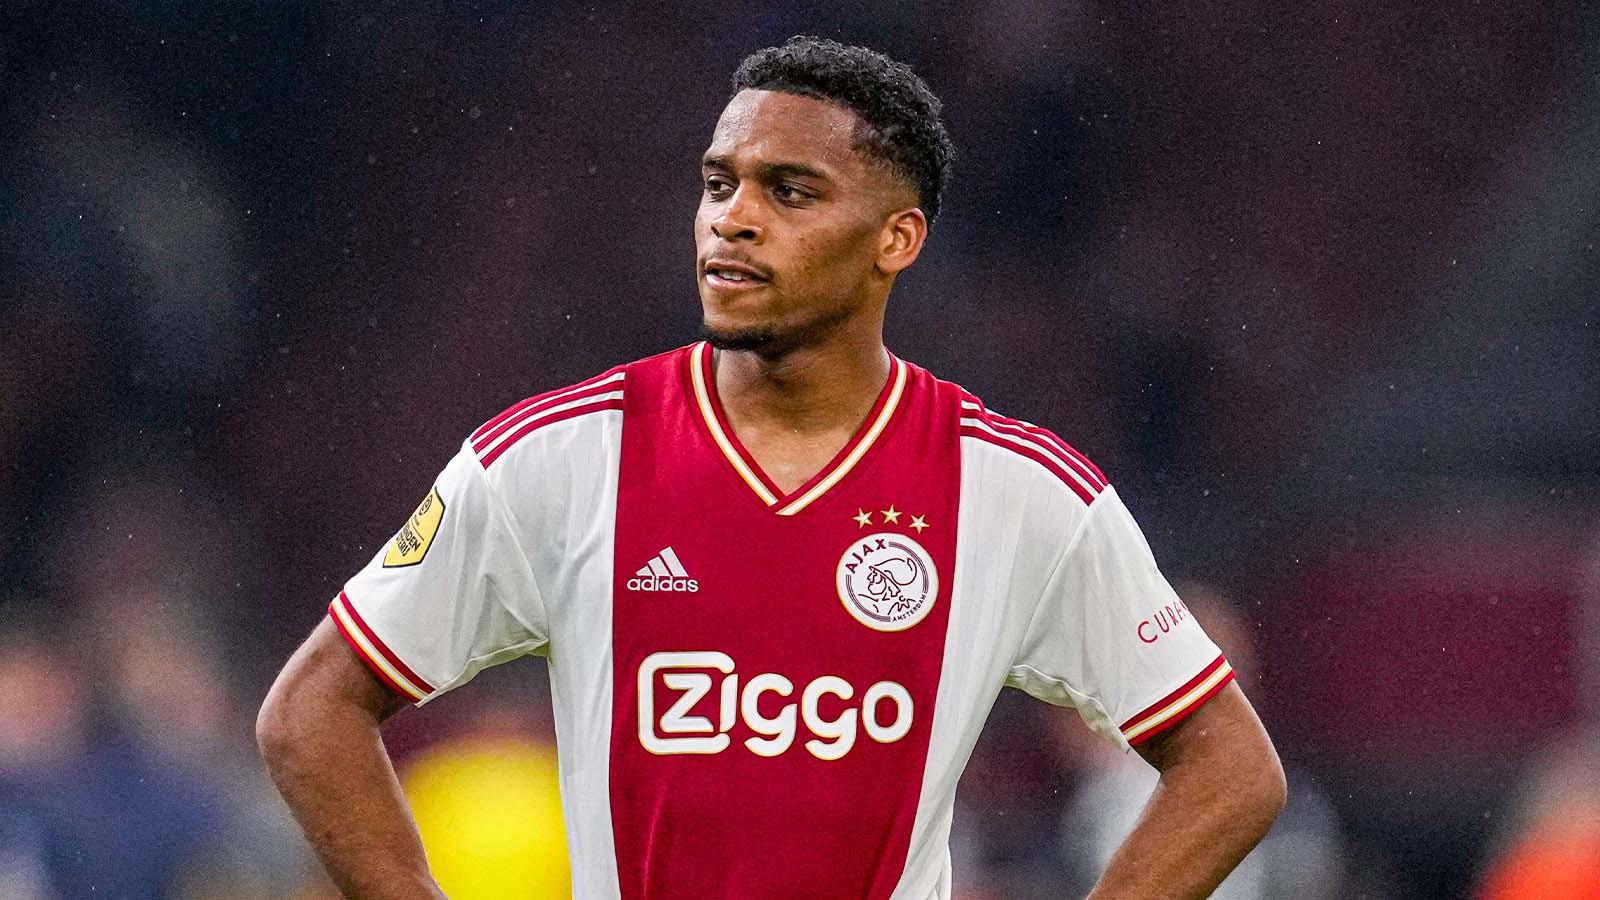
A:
704,176,733,196
774,184,810,202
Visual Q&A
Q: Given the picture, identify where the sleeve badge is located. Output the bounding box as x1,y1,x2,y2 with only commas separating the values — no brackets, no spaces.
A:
383,486,446,568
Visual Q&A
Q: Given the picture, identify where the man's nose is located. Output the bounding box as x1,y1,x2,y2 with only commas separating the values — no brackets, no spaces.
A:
710,185,765,242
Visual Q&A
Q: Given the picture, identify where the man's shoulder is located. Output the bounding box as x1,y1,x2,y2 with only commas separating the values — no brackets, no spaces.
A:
948,381,1109,506
465,344,695,469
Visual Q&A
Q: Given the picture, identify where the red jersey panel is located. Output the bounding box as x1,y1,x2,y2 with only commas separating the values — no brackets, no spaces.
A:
610,345,961,898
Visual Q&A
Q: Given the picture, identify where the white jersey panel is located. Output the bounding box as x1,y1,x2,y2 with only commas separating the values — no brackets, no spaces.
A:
340,401,626,897
490,408,626,900
892,438,1226,898
340,441,549,703
1006,486,1226,748
889,436,1096,899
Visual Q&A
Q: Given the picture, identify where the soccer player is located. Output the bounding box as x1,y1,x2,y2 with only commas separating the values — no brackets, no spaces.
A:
257,36,1285,900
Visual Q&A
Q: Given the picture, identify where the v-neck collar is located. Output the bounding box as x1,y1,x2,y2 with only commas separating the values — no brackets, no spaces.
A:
687,341,907,516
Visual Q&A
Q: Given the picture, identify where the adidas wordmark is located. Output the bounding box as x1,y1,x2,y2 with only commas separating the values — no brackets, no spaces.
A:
629,547,699,592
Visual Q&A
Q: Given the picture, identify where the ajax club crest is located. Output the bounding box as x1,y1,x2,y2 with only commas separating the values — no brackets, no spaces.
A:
836,532,939,632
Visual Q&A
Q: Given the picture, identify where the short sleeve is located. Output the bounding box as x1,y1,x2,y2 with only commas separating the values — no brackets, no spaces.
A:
1006,487,1233,749
331,440,550,705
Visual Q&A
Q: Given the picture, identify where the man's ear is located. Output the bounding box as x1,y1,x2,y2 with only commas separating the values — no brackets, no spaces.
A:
877,206,928,276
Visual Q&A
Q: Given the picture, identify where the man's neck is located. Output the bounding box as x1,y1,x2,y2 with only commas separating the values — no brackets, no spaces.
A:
713,329,891,437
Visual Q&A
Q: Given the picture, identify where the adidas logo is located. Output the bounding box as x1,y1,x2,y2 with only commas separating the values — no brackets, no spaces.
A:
628,547,699,593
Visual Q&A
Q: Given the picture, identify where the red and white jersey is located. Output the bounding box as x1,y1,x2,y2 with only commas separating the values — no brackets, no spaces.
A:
333,342,1232,899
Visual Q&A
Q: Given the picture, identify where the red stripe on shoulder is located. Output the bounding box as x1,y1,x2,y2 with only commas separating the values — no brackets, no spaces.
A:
959,392,1108,491
470,366,626,444
478,397,624,469
960,425,1096,505
472,376,625,454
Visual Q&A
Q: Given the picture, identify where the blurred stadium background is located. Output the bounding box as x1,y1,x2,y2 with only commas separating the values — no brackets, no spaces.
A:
2,3,1597,898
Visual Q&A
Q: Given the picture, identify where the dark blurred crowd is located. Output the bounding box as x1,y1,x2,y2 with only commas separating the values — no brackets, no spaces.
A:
2,3,1597,898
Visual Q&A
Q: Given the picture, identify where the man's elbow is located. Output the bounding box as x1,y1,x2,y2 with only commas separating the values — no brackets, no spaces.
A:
255,676,297,767
257,617,376,768
257,663,326,772
1243,741,1288,833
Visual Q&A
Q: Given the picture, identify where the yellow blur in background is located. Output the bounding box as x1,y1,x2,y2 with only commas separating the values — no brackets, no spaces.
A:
403,739,570,900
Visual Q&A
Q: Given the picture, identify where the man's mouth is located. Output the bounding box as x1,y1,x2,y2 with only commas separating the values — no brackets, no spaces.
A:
703,259,770,287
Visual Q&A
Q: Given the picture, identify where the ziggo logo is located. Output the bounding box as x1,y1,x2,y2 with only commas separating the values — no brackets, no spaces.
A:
636,651,913,760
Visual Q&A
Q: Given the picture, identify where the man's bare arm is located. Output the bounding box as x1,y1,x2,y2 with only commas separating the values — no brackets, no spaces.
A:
1085,683,1287,900
256,617,445,900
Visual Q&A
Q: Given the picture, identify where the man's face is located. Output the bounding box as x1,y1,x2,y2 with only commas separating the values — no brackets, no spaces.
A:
696,89,909,354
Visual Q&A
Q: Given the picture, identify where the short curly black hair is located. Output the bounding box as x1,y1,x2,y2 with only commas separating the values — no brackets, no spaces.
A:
732,36,955,223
